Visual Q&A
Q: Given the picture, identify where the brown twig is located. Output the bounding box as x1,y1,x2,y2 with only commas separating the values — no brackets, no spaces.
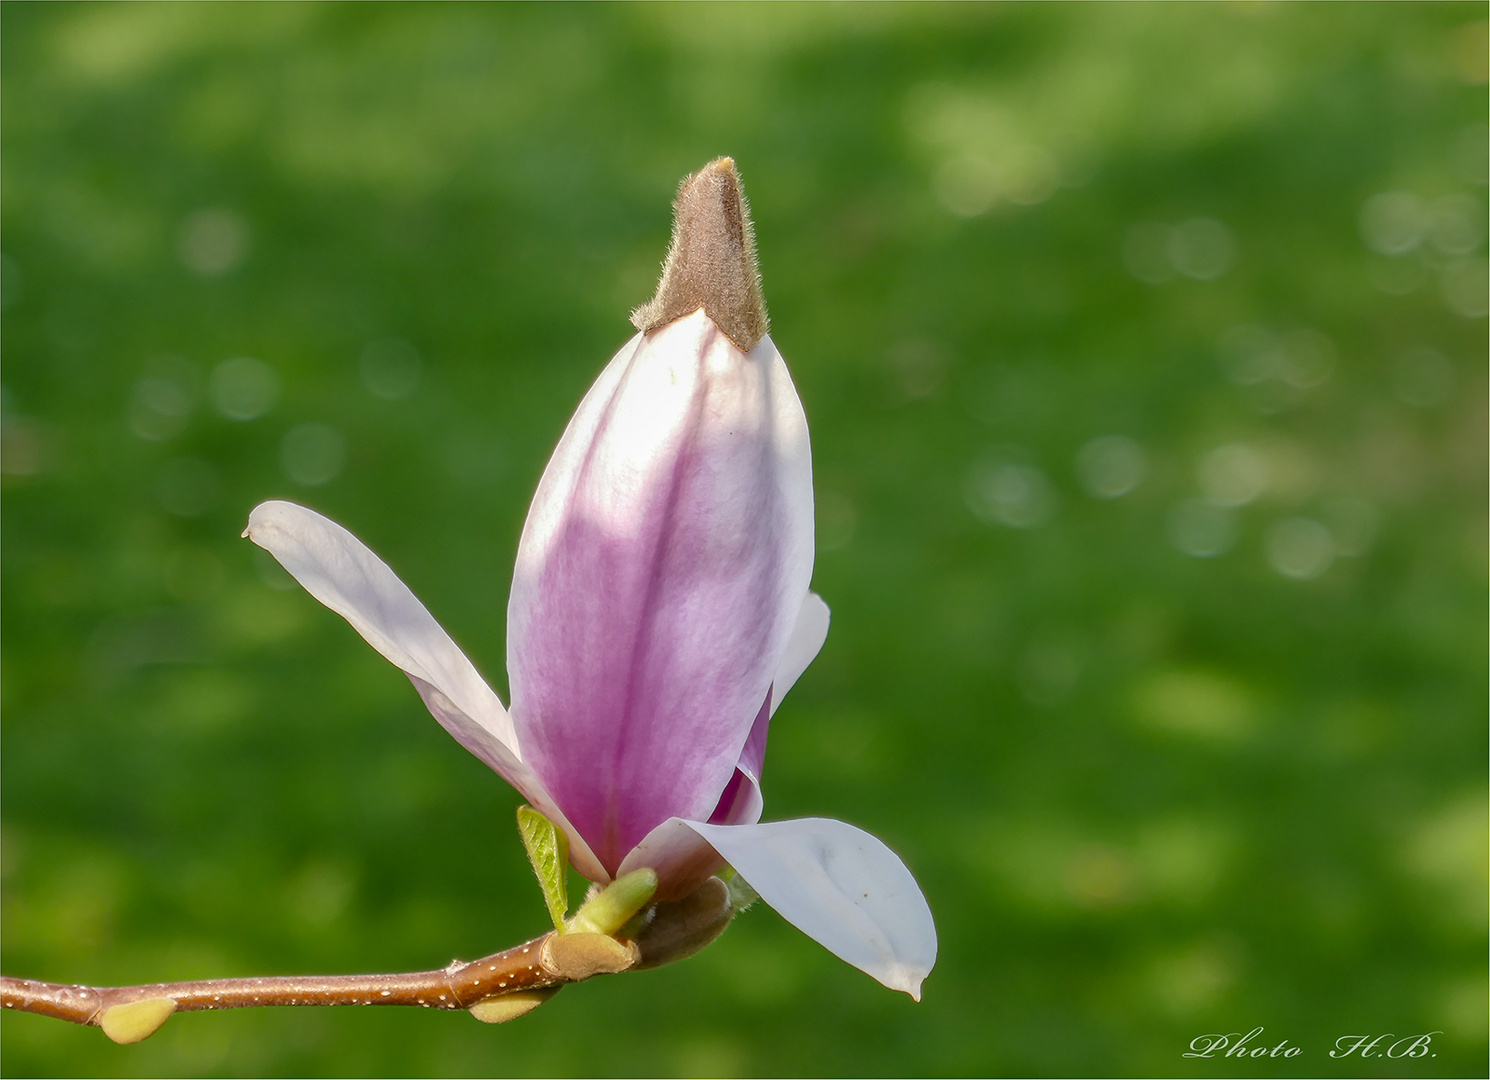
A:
0,933,570,1040
0,877,735,1044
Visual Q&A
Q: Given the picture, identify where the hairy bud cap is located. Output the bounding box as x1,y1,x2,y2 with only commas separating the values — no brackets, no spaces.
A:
630,157,769,351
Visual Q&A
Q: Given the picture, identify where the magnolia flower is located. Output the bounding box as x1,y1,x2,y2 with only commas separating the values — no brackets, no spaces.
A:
246,159,936,998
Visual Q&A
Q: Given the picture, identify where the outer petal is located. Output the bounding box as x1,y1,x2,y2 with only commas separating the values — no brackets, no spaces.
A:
508,310,814,872
244,500,607,881
769,591,831,719
621,817,935,997
684,818,937,1000
707,591,832,828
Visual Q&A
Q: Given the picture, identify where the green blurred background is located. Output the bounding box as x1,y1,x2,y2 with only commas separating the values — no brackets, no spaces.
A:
2,4,1486,1076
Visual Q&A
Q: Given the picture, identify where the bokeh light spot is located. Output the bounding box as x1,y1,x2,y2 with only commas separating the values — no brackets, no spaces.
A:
1135,817,1234,904
1360,191,1427,255
359,338,422,400
0,415,47,476
177,208,248,276
286,859,358,930
1064,844,1137,907
1277,328,1335,389
1131,668,1256,741
1265,516,1334,580
1219,324,1280,386
1124,219,1235,282
281,422,347,487
1145,939,1240,1018
1167,217,1235,280
1198,443,1268,507
1446,20,1489,85
966,460,1055,529
1001,145,1060,206
1402,790,1490,932
935,155,999,218
1167,498,1236,558
209,356,278,420
1077,435,1147,498
129,356,199,441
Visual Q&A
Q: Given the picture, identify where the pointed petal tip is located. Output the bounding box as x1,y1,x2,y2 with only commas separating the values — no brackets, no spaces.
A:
883,964,928,1001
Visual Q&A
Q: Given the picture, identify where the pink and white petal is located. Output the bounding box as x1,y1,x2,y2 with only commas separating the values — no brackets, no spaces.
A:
680,818,937,1000
246,501,515,747
770,592,830,718
508,313,814,872
243,500,606,883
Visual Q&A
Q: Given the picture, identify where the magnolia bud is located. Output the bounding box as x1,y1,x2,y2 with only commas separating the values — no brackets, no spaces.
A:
635,876,734,970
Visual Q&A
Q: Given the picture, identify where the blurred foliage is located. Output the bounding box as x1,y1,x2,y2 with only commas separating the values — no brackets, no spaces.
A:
2,3,1486,1077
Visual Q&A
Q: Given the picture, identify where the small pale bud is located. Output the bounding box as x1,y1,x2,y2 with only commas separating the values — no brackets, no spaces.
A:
565,868,658,936
540,932,639,981
99,996,176,1044
630,157,769,352
468,987,560,1024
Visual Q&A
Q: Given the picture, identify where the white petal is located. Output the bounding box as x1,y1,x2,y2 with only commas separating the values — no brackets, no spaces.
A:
680,818,937,999
770,592,830,716
246,500,513,744
245,500,609,880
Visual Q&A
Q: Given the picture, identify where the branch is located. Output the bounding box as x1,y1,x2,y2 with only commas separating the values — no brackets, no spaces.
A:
0,932,573,1042
0,876,734,1044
